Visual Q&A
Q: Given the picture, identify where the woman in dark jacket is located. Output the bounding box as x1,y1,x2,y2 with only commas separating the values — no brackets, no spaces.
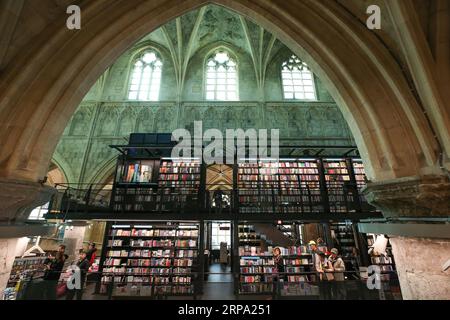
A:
43,246,66,300
273,247,286,280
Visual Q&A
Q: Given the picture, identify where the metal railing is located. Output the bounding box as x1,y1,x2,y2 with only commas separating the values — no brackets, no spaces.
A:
4,269,402,301
47,182,378,218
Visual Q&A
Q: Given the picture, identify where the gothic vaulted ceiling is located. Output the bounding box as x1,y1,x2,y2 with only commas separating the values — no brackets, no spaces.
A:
135,4,287,89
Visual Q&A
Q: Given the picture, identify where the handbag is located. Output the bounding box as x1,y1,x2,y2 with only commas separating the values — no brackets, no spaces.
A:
56,282,67,297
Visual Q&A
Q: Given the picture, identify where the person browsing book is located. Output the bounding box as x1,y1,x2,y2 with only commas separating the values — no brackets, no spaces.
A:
329,248,345,281
328,248,347,299
316,251,334,281
85,242,97,266
273,247,285,277
43,244,66,300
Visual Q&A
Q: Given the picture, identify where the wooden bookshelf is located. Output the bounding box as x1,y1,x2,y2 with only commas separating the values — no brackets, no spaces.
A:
237,160,323,214
238,246,313,295
330,222,359,268
99,222,199,297
323,159,354,213
158,160,201,212
367,234,396,281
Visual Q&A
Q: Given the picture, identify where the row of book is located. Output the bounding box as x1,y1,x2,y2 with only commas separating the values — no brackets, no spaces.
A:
127,258,172,267
240,267,276,273
371,256,393,264
160,161,200,168
284,259,311,266
240,259,275,267
122,164,153,183
111,229,177,237
107,250,128,257
240,275,274,283
239,162,318,168
130,240,173,247
158,174,200,181
159,167,200,174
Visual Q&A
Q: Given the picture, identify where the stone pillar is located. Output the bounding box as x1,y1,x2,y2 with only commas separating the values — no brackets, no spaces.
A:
362,175,450,300
363,175,450,218
0,238,19,297
0,178,56,223
389,237,450,300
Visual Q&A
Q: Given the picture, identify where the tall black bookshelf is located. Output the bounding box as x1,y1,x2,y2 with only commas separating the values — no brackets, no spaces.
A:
99,222,199,298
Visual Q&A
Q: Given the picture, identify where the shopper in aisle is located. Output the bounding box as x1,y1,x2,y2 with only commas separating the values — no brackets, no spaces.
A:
85,242,97,266
273,247,285,277
316,251,334,299
329,248,347,299
42,245,66,300
308,240,321,281
272,247,286,298
66,250,90,300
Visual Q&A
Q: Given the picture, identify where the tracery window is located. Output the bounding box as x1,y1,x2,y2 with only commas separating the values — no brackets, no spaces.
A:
205,50,238,101
128,50,162,101
281,55,316,100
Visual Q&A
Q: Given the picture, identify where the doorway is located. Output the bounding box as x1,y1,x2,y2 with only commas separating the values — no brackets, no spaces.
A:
202,220,234,299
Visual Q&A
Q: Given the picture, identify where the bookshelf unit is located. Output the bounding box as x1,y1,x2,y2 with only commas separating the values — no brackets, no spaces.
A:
238,225,264,255
237,159,324,214
6,256,48,300
112,158,202,213
158,160,201,212
238,246,314,295
322,159,354,213
330,222,359,268
99,222,199,298
367,234,396,281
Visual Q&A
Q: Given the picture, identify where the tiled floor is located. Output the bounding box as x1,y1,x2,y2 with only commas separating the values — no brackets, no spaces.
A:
206,263,233,283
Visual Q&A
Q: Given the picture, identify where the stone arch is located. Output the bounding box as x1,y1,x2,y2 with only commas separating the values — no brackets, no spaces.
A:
50,153,73,185
0,0,442,183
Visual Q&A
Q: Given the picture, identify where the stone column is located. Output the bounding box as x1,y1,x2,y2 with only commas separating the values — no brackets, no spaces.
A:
362,175,450,300
0,238,19,298
0,178,56,223
389,237,450,300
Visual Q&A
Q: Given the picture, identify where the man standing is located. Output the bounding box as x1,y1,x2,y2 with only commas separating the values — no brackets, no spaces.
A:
329,248,346,299
308,240,321,283
66,250,90,300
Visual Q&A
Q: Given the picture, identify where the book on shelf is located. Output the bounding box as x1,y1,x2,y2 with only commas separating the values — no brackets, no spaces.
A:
122,162,154,183
100,223,199,296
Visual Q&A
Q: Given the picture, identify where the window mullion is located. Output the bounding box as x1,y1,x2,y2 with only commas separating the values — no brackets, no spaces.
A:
148,65,153,101
137,61,144,100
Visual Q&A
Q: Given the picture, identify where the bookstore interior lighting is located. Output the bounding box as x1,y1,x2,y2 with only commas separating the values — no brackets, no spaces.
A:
0,1,449,302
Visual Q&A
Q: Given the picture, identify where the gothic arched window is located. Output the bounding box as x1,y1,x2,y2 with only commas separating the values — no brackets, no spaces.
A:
205,50,238,101
128,50,162,101
281,55,316,100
